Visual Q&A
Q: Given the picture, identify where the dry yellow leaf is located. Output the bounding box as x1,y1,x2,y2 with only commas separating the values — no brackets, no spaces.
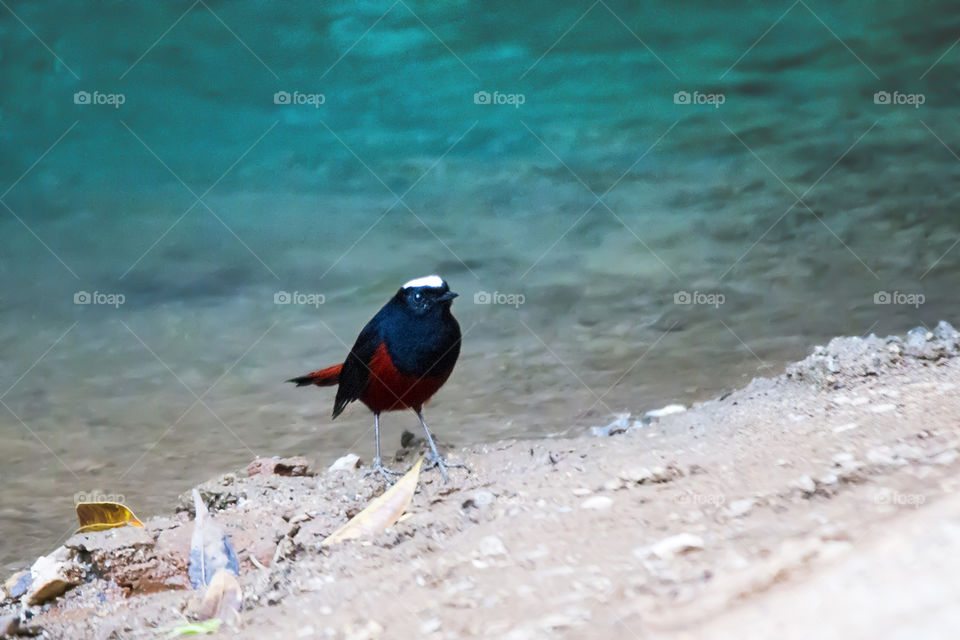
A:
75,502,144,534
322,457,423,546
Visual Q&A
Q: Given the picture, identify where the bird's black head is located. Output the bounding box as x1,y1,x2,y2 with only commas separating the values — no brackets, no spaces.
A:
395,275,458,316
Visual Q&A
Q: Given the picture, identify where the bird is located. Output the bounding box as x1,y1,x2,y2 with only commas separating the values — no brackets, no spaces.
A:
288,275,462,481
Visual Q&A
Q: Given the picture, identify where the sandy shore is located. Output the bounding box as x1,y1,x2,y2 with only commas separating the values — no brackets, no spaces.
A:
3,323,960,639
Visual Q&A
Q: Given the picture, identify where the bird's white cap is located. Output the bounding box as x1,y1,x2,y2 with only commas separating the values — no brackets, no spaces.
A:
402,275,445,289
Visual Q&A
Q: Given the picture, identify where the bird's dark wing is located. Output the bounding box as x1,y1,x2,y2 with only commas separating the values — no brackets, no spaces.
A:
332,320,381,418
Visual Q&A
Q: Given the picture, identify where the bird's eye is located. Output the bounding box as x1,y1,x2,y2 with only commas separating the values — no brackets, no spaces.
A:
414,292,423,302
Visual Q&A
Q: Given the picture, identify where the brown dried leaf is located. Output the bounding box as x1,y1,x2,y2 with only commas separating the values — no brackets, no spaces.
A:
322,457,423,546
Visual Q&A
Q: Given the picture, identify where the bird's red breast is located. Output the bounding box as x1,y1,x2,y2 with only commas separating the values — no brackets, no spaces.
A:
360,343,451,413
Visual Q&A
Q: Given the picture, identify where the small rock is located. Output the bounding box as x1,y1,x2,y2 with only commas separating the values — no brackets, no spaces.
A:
905,326,929,349
603,478,624,492
650,465,681,482
345,620,383,640
419,618,441,634
832,452,855,465
867,447,899,466
25,546,84,605
832,423,859,433
933,320,958,341
580,496,614,511
572,487,593,497
618,464,681,485
869,403,897,414
933,450,958,466
726,498,755,518
0,614,19,637
639,533,705,559
588,414,630,437
645,404,686,419
796,475,817,495
328,454,361,473
818,473,839,487
618,468,654,484
247,456,314,477
462,490,495,510
4,570,31,601
478,535,507,557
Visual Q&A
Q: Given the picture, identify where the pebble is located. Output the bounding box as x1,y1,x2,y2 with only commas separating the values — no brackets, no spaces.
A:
345,620,383,640
832,452,855,465
832,423,859,433
478,535,508,557
640,533,705,559
588,414,631,437
796,475,817,494
580,496,614,511
419,619,442,634
462,490,496,510
726,498,755,518
572,487,593,497
645,404,686,419
867,447,898,466
933,450,958,466
818,473,839,487
617,465,680,485
602,478,624,492
328,454,361,472
0,615,18,638
869,403,897,414
25,546,84,605
618,468,654,483
4,570,30,600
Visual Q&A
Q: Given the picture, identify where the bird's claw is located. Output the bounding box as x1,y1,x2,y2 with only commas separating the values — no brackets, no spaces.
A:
423,454,470,483
365,458,404,484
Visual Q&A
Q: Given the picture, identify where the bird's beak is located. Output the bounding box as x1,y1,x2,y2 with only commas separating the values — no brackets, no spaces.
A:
439,291,459,302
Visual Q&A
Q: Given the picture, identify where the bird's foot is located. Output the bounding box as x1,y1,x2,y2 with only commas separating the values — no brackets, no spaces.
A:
365,457,404,484
423,454,470,483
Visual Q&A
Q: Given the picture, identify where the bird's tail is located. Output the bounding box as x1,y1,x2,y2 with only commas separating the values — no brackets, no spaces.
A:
287,364,342,387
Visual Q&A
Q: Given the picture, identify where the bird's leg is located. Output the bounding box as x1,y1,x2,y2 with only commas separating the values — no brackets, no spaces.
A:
366,413,403,483
416,411,468,482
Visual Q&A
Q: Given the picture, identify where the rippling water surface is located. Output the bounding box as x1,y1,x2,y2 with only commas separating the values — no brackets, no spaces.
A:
2,1,959,567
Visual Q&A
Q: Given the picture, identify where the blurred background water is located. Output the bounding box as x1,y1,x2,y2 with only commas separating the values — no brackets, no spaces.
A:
2,0,959,568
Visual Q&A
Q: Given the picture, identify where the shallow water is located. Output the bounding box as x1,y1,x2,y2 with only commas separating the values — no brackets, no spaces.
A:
2,1,959,568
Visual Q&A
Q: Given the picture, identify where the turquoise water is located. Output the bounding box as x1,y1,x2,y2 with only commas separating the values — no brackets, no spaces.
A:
2,1,959,567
